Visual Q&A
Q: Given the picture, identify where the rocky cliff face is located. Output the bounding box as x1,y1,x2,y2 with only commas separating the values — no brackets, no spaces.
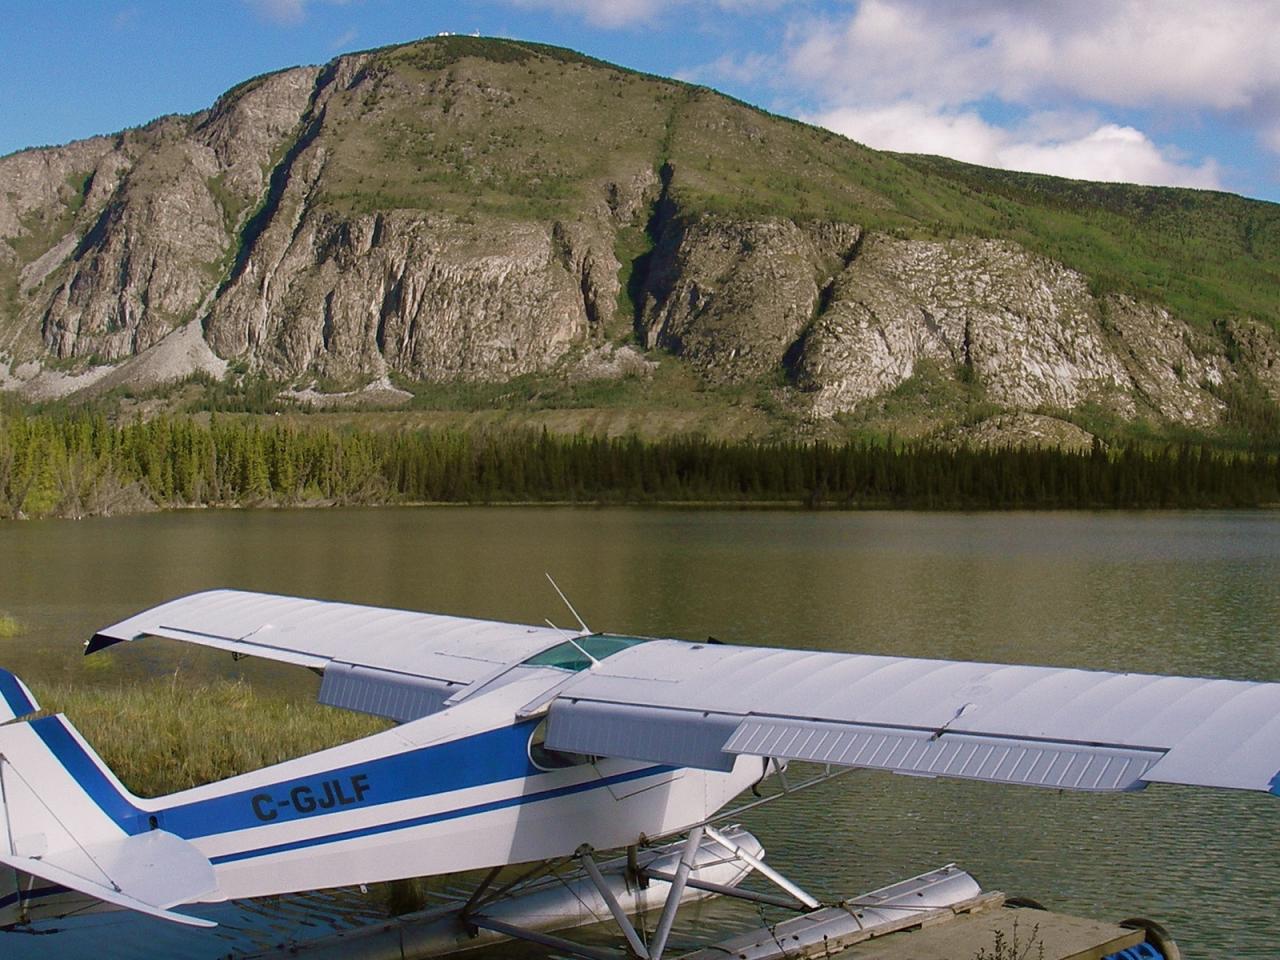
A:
790,236,1230,426
2,68,318,367
2,36,1278,441
639,212,861,381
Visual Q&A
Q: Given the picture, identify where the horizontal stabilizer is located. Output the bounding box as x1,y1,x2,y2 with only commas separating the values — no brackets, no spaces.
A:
0,831,216,928
0,669,39,723
0,714,218,928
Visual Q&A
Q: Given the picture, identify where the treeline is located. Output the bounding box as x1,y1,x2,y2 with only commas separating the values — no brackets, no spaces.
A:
1,412,1278,519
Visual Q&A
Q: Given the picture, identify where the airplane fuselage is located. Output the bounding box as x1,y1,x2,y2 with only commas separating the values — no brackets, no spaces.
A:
3,670,762,926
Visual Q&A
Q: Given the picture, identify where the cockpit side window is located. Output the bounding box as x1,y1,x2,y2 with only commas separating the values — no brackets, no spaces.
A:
528,717,595,770
522,634,650,673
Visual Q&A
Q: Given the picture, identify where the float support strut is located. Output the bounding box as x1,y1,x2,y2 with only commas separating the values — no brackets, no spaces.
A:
469,915,622,960
580,847,650,959
648,826,703,960
704,824,820,910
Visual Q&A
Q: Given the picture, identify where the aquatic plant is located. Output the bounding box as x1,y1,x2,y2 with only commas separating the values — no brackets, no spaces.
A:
973,920,1046,960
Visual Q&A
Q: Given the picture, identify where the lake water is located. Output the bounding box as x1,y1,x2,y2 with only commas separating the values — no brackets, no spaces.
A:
1,507,1278,958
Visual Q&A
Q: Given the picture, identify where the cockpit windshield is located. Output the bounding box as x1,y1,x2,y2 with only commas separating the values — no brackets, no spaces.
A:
522,634,651,672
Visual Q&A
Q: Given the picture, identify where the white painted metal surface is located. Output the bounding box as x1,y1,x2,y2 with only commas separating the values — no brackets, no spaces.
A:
88,589,566,684
680,864,983,960
547,640,1280,793
0,668,761,929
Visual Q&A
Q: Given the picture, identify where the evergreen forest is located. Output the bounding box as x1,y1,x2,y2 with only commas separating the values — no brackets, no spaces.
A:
2,412,1277,519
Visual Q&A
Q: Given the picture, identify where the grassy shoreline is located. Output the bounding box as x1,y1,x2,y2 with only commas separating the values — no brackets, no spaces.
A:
33,676,392,798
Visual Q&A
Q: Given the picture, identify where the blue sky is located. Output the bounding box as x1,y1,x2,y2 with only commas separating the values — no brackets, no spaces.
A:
3,1,1278,203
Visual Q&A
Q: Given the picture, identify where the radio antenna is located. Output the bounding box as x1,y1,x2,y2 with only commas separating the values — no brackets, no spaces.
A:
543,618,598,666
545,572,592,635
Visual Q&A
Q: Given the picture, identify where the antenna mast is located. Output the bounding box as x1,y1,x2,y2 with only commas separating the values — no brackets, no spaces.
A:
545,573,592,635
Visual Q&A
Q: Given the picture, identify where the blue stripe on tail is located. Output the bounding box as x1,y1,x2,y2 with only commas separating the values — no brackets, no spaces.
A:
0,668,38,720
1270,770,1280,796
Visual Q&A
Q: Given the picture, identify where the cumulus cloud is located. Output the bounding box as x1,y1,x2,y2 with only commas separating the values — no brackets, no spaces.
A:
786,0,1280,118
812,103,1222,189
999,125,1221,189
769,0,1280,188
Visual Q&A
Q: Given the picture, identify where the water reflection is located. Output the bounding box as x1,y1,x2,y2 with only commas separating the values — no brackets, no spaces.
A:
1,508,1278,958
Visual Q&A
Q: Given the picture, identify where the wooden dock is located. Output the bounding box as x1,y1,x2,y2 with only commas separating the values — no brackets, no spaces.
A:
682,893,1155,960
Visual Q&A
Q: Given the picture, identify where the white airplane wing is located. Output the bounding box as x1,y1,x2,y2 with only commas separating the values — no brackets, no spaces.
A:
83,593,1280,795
87,590,568,721
540,640,1280,796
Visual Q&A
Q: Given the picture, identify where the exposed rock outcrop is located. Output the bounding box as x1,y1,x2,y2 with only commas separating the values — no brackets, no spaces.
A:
2,67,318,367
205,209,615,381
939,413,1099,452
641,216,860,381
792,237,1233,427
1,36,1277,443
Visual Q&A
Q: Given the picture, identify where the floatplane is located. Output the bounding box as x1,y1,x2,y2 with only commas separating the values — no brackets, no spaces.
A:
1,588,1277,958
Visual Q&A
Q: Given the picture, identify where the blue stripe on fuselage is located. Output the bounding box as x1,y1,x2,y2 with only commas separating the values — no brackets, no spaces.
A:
0,669,36,720
30,715,672,853
160,718,547,838
210,762,672,865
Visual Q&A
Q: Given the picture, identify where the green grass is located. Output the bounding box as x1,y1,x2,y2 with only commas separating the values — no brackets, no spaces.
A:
834,359,1001,442
34,676,391,797
0,613,21,639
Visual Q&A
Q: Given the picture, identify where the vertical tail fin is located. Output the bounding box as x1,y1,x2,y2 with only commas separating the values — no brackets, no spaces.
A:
0,669,38,724
0,680,217,929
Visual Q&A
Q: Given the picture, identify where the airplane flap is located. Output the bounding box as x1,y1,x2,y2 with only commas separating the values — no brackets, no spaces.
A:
0,831,218,928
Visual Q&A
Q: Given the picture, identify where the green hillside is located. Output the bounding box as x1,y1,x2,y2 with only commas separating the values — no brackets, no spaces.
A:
309,36,1279,333
4,35,1278,451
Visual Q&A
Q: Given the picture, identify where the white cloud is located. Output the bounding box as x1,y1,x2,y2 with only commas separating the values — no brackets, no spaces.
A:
680,52,778,88
812,103,1222,190
245,0,352,25
1265,124,1280,155
505,0,661,28
786,0,1280,117
1000,125,1221,189
774,0,1280,188
247,0,306,24
813,103,1005,166
331,27,360,50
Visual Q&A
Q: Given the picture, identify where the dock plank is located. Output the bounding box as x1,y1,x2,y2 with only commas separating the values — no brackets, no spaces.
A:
681,898,1146,960
840,907,1144,960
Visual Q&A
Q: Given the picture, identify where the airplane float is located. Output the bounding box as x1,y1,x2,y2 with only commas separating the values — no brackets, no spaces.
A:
1,587,1277,958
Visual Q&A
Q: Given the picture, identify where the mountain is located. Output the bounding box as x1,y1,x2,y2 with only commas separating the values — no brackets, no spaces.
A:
2,35,1278,445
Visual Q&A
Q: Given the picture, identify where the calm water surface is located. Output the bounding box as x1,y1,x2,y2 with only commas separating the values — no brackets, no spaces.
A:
1,508,1278,958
